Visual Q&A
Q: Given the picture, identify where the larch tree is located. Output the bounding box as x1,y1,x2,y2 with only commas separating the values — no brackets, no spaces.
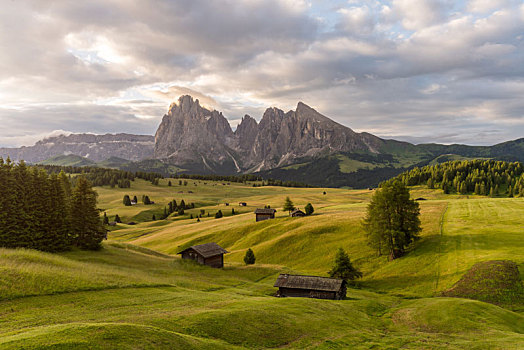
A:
362,181,421,260
283,196,295,214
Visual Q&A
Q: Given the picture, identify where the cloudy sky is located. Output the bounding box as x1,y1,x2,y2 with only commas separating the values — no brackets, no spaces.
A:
1,0,523,147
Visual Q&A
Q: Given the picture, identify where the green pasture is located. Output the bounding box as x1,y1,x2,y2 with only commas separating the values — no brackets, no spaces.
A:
0,178,523,348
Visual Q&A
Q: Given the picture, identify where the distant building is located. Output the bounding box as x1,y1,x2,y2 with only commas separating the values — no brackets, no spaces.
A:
274,274,346,300
254,208,276,222
177,242,228,268
130,200,137,205
291,209,306,217
239,202,247,206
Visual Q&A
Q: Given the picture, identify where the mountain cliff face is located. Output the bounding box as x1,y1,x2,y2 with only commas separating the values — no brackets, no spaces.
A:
0,133,154,163
154,95,386,173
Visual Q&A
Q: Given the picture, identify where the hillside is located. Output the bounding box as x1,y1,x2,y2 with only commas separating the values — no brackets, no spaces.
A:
38,154,96,167
0,178,523,348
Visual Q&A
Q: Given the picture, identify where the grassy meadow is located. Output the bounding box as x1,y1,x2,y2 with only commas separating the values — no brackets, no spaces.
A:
0,178,523,349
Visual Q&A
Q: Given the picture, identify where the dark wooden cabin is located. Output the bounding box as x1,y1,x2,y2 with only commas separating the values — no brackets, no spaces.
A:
254,208,276,222
274,274,346,300
291,209,306,217
177,242,228,268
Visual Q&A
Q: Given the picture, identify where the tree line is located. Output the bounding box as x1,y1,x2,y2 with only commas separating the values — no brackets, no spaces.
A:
393,160,524,197
38,165,163,188
0,159,106,252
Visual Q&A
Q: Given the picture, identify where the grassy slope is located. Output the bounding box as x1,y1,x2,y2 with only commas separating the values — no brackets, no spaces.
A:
1,179,523,348
38,154,95,167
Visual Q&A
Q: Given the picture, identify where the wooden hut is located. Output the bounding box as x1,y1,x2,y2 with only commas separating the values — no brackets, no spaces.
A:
254,208,276,222
177,242,228,268
274,274,346,300
291,209,306,217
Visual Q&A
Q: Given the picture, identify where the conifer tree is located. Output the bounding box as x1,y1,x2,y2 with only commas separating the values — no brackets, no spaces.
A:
215,210,223,218
103,212,109,225
305,203,314,215
363,181,421,259
115,214,122,223
283,196,295,214
70,177,106,250
244,248,256,265
123,195,132,206
328,248,362,282
168,180,172,186
232,208,235,215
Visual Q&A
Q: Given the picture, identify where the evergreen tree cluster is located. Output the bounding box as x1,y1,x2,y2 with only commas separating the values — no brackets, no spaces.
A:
38,165,163,188
0,159,106,252
393,160,523,197
164,199,195,218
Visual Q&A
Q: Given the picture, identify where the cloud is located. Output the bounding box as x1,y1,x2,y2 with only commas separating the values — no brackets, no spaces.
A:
0,0,523,147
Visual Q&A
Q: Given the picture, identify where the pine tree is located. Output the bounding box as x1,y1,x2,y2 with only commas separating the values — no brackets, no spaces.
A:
168,180,172,187
115,214,122,223
328,248,362,282
123,195,132,206
177,207,184,215
103,212,109,225
70,177,106,250
283,196,295,214
133,195,138,203
304,203,314,215
152,214,156,221
232,208,235,215
474,183,481,195
243,248,256,265
180,199,186,209
215,210,223,218
363,181,421,259
460,182,467,194
45,173,71,251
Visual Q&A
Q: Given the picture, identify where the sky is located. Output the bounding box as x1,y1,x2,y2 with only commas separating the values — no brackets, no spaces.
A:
1,0,523,147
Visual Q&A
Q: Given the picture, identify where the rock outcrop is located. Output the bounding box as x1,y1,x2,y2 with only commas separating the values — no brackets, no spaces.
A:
153,95,385,173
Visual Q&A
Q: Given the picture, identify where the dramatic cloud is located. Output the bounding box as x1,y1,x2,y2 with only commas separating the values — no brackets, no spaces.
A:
0,0,523,146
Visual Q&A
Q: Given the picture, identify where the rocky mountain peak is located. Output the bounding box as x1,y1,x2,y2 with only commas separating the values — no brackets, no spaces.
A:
154,95,384,173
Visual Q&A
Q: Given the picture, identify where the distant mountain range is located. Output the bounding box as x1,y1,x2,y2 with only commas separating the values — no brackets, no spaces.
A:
1,95,523,187
0,133,154,163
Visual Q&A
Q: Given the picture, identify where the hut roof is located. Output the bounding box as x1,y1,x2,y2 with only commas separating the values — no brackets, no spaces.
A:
274,274,344,292
254,208,276,214
291,209,305,215
177,242,228,258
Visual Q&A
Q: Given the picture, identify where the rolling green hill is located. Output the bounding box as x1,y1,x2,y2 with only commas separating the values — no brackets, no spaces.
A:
0,178,523,348
38,154,96,167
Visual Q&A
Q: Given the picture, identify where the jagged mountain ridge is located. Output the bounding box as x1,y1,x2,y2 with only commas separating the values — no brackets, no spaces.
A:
0,133,154,163
154,95,387,173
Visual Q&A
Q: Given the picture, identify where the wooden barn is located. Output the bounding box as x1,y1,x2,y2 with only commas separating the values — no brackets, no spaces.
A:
291,209,305,217
177,243,228,268
274,274,346,300
254,208,276,222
